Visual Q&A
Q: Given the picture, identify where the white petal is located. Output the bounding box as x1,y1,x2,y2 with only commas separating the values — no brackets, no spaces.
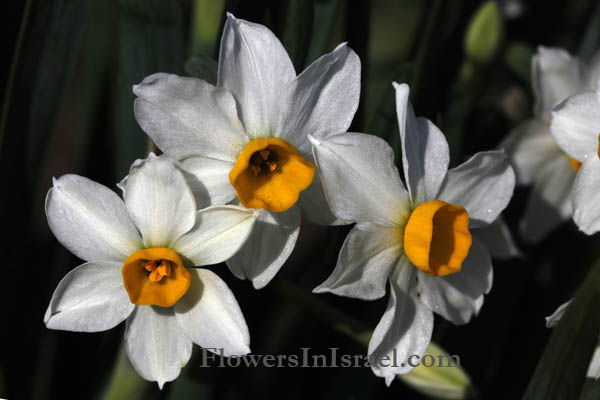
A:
437,151,515,228
310,132,410,226
175,268,250,356
368,263,433,385
125,306,193,389
520,155,575,242
278,43,360,154
124,155,196,248
394,82,449,204
133,73,247,161
313,222,401,300
226,206,300,289
472,217,523,260
179,155,236,209
532,46,585,120
218,14,296,136
572,156,600,234
46,174,142,262
500,118,559,185
173,205,257,266
417,237,492,325
545,300,571,328
44,261,134,332
585,49,600,89
550,91,600,161
297,170,349,226
587,344,600,379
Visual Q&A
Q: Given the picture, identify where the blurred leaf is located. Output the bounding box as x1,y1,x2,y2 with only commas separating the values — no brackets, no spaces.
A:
504,41,533,84
578,1,600,62
0,0,90,178
523,261,600,400
280,0,314,71
115,0,190,178
581,379,600,400
464,1,504,64
168,372,215,400
101,345,149,400
189,0,225,57
409,0,443,105
398,342,474,400
184,55,218,84
25,0,92,173
305,0,341,65
0,0,31,153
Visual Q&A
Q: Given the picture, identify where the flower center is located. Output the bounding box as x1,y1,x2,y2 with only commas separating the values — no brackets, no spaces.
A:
143,259,172,282
229,137,315,212
569,157,582,173
122,248,191,307
403,200,472,277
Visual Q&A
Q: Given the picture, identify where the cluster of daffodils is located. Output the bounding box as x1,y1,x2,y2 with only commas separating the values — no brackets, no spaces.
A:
45,14,518,388
532,47,600,378
502,47,600,242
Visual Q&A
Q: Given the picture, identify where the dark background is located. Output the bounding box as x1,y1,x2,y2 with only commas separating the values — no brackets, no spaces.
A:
2,0,600,399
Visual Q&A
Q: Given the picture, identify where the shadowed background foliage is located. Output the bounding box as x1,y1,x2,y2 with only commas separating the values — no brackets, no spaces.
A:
2,0,600,399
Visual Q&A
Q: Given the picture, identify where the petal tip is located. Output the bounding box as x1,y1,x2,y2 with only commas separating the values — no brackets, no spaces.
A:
384,374,395,386
307,134,321,146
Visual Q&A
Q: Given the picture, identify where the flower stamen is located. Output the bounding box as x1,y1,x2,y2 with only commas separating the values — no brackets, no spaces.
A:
250,148,279,176
229,137,315,212
122,248,190,307
143,260,172,282
403,200,472,277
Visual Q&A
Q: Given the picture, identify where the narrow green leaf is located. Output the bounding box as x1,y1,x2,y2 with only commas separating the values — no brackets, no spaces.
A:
305,0,341,65
280,0,314,71
26,0,91,171
578,1,600,62
100,345,149,400
410,0,444,104
523,261,600,400
115,0,189,178
184,55,218,85
0,0,32,153
581,378,600,400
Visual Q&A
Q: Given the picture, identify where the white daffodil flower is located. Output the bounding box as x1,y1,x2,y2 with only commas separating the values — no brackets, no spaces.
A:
132,13,360,289
546,300,600,379
501,46,600,242
310,82,515,385
550,74,600,234
44,155,257,388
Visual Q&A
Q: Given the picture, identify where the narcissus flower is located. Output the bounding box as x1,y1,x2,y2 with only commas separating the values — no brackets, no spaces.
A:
501,47,600,242
44,155,257,388
550,76,600,234
133,13,360,289
310,83,515,385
